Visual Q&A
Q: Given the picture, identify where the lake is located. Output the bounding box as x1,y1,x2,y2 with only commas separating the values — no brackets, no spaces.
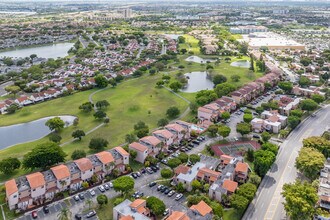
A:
0,115,76,149
182,71,214,93
0,42,74,59
231,60,250,68
185,56,216,64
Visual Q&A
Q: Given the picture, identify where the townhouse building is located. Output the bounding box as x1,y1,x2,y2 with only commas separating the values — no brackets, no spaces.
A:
175,162,206,191
251,110,288,133
113,199,150,220
166,211,190,220
5,147,129,211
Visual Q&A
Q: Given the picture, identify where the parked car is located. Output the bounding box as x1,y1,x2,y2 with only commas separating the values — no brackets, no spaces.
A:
146,167,154,174
86,210,97,218
164,188,171,194
192,140,200,145
150,166,158,172
89,190,96,196
160,186,167,193
75,214,82,220
103,184,110,190
188,143,194,147
168,190,176,197
79,193,85,200
157,185,164,191
161,159,168,164
32,211,38,219
163,208,170,216
253,134,261,139
74,195,80,201
149,182,157,187
131,172,138,179
141,168,146,174
136,171,141,177
175,193,183,201
98,185,105,193
43,205,49,214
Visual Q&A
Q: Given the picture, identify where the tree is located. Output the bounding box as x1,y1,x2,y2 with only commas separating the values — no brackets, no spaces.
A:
300,99,318,112
255,106,264,115
288,116,301,129
231,75,241,82
71,149,86,160
189,154,200,164
178,153,188,163
213,74,227,85
45,117,65,132
94,75,108,88
23,142,66,170
249,56,255,71
254,150,275,177
79,102,94,113
221,111,230,120
167,158,182,169
208,124,219,137
97,194,108,207
57,207,71,220
218,125,231,138
125,133,137,144
261,131,271,143
290,109,303,118
5,85,20,97
133,70,143,77
112,176,134,195
191,180,202,191
262,142,278,155
49,133,62,143
157,118,169,127
299,76,311,87
72,130,86,140
282,181,318,220
300,57,312,66
214,83,236,98
236,123,252,136
280,130,289,139
95,100,110,109
196,90,217,105
0,157,21,174
6,103,19,114
296,147,325,180
89,138,109,151
166,106,180,118
278,82,293,93
146,196,166,216
176,182,185,193
303,136,330,158
93,110,107,120
129,150,137,160
134,121,149,138
169,81,183,92
311,94,325,104
248,173,261,186
246,148,254,162
161,168,173,178
156,80,164,88
178,36,185,43
230,194,249,213
243,113,253,123
237,183,257,201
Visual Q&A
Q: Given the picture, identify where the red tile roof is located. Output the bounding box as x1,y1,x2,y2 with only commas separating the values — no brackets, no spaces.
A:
222,179,238,193
51,164,70,180
129,142,148,152
190,200,212,216
74,158,93,172
95,151,114,164
5,179,18,197
26,172,45,189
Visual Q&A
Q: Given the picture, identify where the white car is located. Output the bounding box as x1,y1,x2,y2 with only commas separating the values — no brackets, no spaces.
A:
98,185,105,192
175,193,183,201
109,182,113,188
89,190,96,196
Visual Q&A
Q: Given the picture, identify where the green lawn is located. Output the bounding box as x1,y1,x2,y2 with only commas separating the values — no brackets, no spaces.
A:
223,208,242,220
179,34,201,55
0,74,189,182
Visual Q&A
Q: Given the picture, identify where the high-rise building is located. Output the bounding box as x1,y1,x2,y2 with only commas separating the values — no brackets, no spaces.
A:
123,8,132,18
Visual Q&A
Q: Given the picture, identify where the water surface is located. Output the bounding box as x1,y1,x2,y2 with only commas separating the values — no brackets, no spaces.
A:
182,71,214,93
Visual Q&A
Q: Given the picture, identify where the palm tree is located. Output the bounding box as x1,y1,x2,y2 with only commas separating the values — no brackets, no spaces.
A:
57,207,71,220
85,199,93,210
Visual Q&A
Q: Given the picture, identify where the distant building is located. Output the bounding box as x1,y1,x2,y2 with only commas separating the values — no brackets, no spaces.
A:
123,8,132,18
230,25,268,34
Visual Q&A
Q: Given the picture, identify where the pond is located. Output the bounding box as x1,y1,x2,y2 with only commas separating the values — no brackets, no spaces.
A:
0,115,76,149
0,42,74,59
181,71,214,93
164,34,182,40
185,56,217,64
230,60,250,68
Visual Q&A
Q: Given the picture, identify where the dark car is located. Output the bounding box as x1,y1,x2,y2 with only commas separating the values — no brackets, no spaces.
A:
160,186,167,193
188,143,194,147
86,210,97,218
180,148,186,152
151,166,158,172
192,140,200,145
164,188,171,194
141,168,146,174
75,214,82,220
131,172,138,179
149,182,157,187
253,134,260,139
43,205,49,214
79,193,85,200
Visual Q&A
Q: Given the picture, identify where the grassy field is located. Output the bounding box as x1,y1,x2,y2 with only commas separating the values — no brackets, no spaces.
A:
0,75,189,182
223,208,242,220
179,34,201,55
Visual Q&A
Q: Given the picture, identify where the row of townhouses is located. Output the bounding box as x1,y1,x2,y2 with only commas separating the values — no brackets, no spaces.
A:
129,120,193,163
5,147,129,211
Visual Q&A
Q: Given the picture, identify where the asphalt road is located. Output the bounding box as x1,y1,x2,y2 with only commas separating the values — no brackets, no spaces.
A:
243,105,330,220
0,81,13,96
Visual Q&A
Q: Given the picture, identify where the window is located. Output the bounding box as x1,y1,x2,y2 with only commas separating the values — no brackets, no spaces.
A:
13,195,17,198
33,189,36,192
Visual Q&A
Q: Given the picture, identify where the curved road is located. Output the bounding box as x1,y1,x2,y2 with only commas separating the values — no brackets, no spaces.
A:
243,105,330,220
